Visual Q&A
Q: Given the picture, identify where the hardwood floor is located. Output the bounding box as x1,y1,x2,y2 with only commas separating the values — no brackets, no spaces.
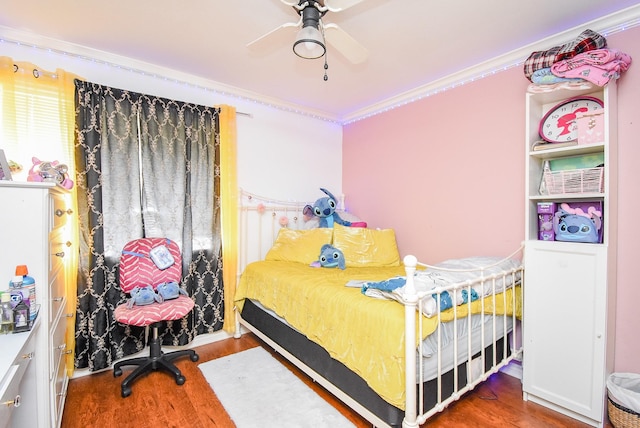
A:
61,333,610,428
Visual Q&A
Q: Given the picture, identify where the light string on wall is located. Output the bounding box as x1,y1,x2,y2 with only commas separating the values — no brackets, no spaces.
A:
341,17,640,125
1,14,638,126
0,37,339,124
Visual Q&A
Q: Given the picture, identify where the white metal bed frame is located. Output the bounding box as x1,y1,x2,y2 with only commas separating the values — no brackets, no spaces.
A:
234,190,524,428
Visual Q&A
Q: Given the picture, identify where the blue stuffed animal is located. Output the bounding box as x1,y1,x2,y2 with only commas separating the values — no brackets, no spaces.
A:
127,285,163,308
317,244,346,269
304,188,352,228
156,281,188,300
553,206,602,243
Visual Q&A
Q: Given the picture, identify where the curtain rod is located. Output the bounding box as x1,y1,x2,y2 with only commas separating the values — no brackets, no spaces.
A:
12,61,256,118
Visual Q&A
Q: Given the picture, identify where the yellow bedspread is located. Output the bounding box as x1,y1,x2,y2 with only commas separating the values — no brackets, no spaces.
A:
235,260,522,409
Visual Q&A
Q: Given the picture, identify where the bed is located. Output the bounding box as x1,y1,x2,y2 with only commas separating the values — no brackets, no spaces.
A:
233,190,524,428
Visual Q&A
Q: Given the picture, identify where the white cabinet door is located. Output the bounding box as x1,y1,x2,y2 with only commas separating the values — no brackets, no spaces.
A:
523,241,608,422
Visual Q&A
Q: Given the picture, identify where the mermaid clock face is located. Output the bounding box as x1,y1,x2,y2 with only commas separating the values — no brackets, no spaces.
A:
538,96,604,143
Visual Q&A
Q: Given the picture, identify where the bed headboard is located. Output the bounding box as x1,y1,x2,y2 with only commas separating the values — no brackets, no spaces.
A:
238,189,328,275
237,189,361,278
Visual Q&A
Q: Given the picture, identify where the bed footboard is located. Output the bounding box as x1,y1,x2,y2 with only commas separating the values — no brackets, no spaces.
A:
401,251,524,427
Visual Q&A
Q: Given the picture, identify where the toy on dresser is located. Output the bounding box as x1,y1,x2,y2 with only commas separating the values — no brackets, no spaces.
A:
27,156,74,189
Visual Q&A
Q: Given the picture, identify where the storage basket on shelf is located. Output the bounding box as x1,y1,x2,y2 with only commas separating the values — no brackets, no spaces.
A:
607,373,640,428
543,166,604,194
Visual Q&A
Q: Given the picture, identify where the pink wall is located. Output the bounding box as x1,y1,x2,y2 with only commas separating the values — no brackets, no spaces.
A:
343,27,640,373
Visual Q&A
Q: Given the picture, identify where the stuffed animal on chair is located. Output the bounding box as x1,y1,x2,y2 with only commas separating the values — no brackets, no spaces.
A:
156,281,188,300
304,188,352,228
127,285,163,308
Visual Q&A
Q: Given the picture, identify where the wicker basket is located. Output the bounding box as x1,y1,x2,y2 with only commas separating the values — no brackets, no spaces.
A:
543,166,604,194
609,396,640,428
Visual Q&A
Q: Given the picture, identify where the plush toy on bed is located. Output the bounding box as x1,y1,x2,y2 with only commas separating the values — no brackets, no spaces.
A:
311,244,346,269
553,203,602,243
304,187,369,228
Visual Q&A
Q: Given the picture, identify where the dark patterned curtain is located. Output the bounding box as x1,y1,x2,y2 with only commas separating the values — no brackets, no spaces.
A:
73,81,224,371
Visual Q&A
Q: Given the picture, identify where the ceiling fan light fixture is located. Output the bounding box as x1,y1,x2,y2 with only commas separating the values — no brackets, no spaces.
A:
293,25,326,59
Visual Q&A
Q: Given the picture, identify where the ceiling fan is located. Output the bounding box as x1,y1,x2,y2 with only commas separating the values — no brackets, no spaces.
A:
247,0,369,64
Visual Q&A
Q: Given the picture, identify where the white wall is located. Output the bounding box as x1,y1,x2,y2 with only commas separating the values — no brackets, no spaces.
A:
0,37,343,203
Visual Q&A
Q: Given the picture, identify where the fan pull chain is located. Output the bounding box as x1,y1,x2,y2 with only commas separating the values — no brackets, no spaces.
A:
323,52,329,81
321,22,328,81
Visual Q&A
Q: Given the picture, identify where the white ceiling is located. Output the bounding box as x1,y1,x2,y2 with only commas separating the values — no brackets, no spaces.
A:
1,0,638,123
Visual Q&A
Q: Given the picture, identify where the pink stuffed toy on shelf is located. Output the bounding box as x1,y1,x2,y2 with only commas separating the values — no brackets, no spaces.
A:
27,156,74,189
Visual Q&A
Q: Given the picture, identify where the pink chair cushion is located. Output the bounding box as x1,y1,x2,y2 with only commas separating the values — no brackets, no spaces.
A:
114,296,194,327
119,238,182,293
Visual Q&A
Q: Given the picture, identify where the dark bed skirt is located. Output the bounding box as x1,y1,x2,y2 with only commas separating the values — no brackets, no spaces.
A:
240,299,508,428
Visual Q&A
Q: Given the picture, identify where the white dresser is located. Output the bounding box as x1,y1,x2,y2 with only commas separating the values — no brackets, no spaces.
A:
0,181,72,428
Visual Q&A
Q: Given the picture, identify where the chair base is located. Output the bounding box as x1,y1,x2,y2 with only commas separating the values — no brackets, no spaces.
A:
113,322,199,398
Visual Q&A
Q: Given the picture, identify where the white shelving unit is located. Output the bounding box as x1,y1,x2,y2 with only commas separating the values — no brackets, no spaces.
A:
522,82,618,428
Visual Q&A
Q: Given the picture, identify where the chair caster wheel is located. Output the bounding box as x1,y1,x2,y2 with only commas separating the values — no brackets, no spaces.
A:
176,375,186,385
191,353,199,362
121,387,131,398
114,368,122,377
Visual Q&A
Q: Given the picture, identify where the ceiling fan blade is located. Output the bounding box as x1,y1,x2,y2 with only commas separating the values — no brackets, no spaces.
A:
246,19,301,52
323,0,366,12
323,23,368,64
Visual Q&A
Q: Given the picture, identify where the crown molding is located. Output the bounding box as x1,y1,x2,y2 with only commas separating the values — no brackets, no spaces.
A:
341,4,640,124
0,25,340,123
2,3,639,127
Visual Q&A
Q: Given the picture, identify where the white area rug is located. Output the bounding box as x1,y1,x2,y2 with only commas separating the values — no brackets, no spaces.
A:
198,346,355,428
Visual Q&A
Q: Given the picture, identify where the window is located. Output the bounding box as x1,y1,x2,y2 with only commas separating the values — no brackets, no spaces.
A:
0,60,77,181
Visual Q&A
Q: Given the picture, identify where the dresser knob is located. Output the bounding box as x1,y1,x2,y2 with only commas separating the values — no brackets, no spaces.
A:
55,251,65,258
2,394,21,408
55,208,73,217
53,297,64,302
21,352,34,360
66,241,72,247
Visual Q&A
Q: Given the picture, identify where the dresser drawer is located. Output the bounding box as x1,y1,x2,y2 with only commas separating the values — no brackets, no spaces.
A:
49,230,67,279
0,365,20,427
49,315,67,381
50,192,70,231
0,328,37,428
49,268,66,324
52,346,69,428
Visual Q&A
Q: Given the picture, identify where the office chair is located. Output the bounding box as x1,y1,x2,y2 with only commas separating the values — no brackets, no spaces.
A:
113,237,199,398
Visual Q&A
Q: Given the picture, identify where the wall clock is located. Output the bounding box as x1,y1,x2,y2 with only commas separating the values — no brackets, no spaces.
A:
538,96,604,143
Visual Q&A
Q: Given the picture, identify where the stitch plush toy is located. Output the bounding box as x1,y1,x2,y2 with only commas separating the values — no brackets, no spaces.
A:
127,285,163,308
314,244,346,269
553,203,602,243
156,281,188,300
304,188,352,228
